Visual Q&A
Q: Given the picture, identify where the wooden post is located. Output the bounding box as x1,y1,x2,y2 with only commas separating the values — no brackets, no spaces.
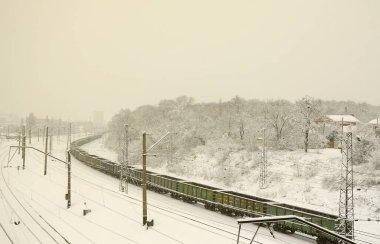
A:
67,151,71,208
142,132,147,226
22,125,26,169
37,128,40,142
44,127,48,175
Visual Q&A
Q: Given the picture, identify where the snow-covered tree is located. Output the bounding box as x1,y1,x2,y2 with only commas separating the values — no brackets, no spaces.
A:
267,100,293,142
296,96,321,153
26,112,37,129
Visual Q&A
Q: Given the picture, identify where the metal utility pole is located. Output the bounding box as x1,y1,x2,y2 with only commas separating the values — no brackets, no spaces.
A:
141,131,173,227
67,151,71,208
120,124,129,193
142,132,147,226
259,128,268,189
22,125,26,169
44,127,49,175
337,132,354,243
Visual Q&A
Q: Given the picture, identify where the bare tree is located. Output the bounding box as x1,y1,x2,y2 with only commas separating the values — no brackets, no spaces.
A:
296,96,321,152
267,100,292,142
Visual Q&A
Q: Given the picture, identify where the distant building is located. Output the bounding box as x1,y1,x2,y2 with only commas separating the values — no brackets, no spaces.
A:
93,111,104,128
318,114,361,127
368,118,380,125
317,115,361,148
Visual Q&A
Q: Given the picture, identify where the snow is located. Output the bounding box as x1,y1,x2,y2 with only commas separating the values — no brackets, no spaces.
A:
326,115,361,123
0,135,319,244
368,118,380,125
84,135,380,244
80,134,118,162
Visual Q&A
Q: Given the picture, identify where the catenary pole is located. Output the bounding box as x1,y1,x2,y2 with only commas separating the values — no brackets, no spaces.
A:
142,132,147,225
44,127,49,175
22,125,26,169
67,151,71,208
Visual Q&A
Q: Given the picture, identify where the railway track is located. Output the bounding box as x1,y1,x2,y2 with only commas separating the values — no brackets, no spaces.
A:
0,146,70,244
72,135,380,244
24,146,308,244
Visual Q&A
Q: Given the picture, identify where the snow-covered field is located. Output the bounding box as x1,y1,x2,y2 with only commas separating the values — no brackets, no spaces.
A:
0,135,327,244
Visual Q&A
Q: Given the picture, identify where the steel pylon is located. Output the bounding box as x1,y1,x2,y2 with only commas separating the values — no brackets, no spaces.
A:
337,132,354,243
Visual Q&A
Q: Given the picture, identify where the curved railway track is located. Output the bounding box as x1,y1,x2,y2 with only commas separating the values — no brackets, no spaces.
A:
2,136,378,244
72,135,380,244
25,145,308,244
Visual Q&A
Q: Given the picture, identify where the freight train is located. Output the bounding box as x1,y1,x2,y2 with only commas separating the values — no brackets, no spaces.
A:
70,135,340,244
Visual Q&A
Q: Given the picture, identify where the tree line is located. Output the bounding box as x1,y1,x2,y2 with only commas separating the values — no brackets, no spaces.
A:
107,96,380,164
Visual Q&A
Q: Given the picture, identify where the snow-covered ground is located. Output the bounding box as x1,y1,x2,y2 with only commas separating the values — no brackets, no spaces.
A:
90,135,380,244
0,135,324,244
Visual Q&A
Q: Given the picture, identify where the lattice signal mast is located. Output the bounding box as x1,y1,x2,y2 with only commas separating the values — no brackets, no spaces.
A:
337,132,354,243
120,124,129,193
259,128,268,189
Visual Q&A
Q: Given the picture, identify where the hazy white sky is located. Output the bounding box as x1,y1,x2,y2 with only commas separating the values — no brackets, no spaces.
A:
1,0,379,121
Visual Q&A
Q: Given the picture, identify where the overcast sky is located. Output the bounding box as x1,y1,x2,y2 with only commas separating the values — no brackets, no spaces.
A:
1,0,379,122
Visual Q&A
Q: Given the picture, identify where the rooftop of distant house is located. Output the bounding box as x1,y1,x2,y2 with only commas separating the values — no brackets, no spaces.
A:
368,118,380,125
325,115,361,123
